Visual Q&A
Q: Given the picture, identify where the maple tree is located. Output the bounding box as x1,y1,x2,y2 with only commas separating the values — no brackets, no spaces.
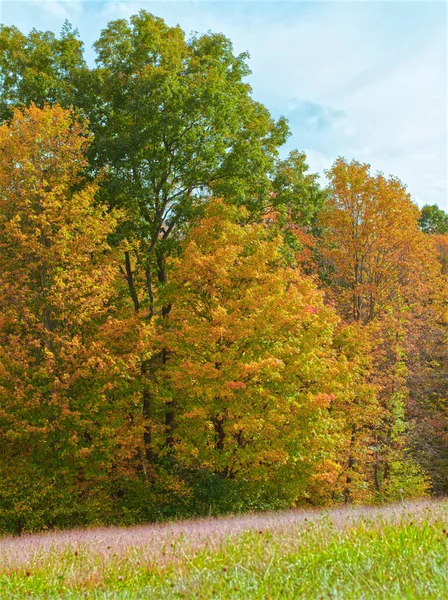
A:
150,200,372,506
406,231,448,494
319,158,438,324
0,104,144,532
318,158,442,498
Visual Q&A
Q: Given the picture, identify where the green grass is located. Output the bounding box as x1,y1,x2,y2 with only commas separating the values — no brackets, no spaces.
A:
0,501,447,599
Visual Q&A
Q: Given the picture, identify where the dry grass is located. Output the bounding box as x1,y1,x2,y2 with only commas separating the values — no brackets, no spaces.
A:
0,498,441,569
0,498,446,599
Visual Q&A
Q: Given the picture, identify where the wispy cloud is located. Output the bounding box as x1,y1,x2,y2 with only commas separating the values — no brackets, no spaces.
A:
1,0,446,208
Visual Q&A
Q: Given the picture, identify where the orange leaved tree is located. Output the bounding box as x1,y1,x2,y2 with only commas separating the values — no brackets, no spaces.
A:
0,104,142,533
318,158,441,499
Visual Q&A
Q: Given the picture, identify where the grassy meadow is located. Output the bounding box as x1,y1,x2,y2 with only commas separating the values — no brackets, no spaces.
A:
0,499,446,599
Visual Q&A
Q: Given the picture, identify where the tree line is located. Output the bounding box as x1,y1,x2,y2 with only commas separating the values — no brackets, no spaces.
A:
0,12,446,534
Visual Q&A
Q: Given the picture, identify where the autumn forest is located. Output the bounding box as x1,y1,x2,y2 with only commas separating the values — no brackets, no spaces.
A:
0,12,447,535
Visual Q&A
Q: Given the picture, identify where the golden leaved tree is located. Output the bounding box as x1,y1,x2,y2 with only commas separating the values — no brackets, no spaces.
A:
406,232,448,494
0,104,143,533
318,158,441,499
152,200,376,507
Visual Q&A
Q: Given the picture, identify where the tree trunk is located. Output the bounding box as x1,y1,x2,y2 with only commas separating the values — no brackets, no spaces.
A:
344,428,356,502
124,251,140,312
213,414,225,451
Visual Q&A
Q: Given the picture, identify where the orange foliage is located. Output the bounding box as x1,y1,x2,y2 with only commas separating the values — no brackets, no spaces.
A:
0,105,144,530
152,200,370,503
318,158,440,500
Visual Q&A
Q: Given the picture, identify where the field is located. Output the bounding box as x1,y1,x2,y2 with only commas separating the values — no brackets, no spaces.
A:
0,499,446,599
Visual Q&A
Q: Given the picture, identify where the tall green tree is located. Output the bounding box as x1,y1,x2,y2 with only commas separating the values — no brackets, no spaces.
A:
0,12,290,316
0,21,85,121
86,11,290,459
88,11,289,317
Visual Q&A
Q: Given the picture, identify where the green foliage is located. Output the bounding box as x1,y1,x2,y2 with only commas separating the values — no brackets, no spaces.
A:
378,460,431,502
87,10,290,319
419,204,448,235
271,149,327,228
0,21,85,120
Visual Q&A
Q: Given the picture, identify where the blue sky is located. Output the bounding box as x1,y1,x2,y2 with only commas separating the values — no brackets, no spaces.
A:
1,1,447,208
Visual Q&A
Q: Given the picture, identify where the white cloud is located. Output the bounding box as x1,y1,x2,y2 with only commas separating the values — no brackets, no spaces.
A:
1,1,84,32
1,0,446,208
